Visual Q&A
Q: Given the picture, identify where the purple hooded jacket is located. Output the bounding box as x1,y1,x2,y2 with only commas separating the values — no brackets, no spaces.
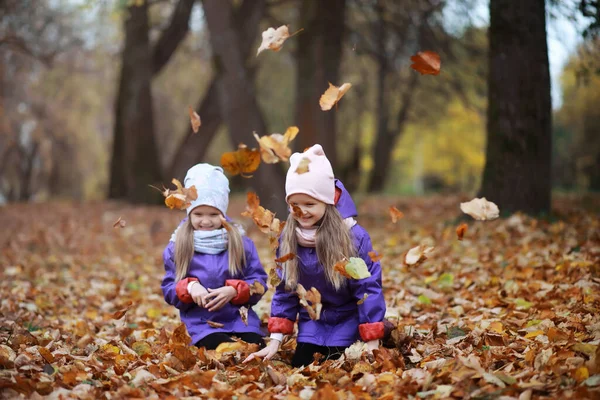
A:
161,230,267,345
269,180,386,347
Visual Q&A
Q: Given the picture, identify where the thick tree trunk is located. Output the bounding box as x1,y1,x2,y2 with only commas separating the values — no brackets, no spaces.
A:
295,0,346,168
168,0,264,182
109,3,162,203
479,0,552,214
202,0,286,216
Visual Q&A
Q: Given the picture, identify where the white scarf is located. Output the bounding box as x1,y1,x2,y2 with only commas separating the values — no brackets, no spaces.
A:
295,217,357,247
170,227,233,254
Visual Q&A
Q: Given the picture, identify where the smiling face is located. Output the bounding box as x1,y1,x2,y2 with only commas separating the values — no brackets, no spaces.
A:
189,205,223,231
288,193,327,228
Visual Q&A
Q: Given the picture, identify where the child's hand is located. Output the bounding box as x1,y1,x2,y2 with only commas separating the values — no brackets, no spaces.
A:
366,339,379,352
203,286,238,312
189,282,209,307
243,338,280,363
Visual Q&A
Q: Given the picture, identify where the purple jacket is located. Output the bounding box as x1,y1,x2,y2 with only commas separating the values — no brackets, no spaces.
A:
161,234,267,344
269,180,386,347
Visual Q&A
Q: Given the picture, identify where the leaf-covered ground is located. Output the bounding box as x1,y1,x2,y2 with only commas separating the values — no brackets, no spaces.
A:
1,195,599,399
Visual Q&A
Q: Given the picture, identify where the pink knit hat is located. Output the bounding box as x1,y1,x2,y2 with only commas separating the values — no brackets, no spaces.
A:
286,144,335,204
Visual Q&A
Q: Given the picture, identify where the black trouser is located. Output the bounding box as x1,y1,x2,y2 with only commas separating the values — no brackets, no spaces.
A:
195,332,265,350
291,342,347,368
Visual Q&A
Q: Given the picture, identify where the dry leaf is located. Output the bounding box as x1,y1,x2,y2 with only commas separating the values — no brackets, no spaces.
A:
357,293,369,305
456,223,468,240
220,144,261,178
460,198,500,221
275,253,296,263
410,51,441,75
240,192,281,234
319,82,352,111
113,216,126,228
216,341,244,354
249,281,265,296
333,258,351,279
112,301,133,320
291,204,304,219
268,267,282,288
155,178,198,210
38,347,54,364
257,25,290,55
239,307,248,326
404,245,435,265
296,284,322,321
188,105,201,133
295,157,311,174
207,320,225,328
253,126,299,163
368,251,383,262
389,206,404,223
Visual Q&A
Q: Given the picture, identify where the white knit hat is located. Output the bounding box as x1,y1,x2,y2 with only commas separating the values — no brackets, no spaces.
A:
285,144,335,205
184,164,230,215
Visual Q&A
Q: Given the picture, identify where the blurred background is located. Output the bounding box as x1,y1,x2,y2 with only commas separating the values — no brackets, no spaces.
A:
1,0,598,214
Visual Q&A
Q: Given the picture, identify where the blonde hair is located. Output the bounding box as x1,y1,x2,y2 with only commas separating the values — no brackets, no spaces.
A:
174,218,246,281
280,205,356,291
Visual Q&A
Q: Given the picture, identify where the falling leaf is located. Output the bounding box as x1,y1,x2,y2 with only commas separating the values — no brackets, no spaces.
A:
155,178,198,210
334,258,352,279
268,267,282,288
368,251,383,262
404,245,435,265
253,126,299,163
319,82,352,111
296,284,322,321
410,51,441,75
334,257,371,279
239,307,248,326
460,198,500,221
207,320,225,328
113,216,126,228
291,204,304,219
275,253,296,263
389,206,404,223
220,144,261,178
295,157,311,174
111,301,133,320
456,223,467,240
188,105,201,133
240,192,281,234
216,341,244,354
357,293,369,305
257,25,289,55
249,281,265,296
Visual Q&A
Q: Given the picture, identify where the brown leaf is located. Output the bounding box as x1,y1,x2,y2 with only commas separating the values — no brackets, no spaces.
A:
333,258,352,279
239,306,248,326
368,251,383,262
188,105,201,133
253,126,299,163
275,252,296,263
410,51,441,75
220,144,261,178
456,223,468,240
357,293,369,305
249,281,265,296
171,323,191,346
268,267,282,288
37,346,55,363
291,204,304,219
319,82,352,111
207,320,225,328
240,191,281,234
113,216,126,228
157,178,198,210
389,206,404,223
296,284,322,321
112,301,133,320
295,157,311,174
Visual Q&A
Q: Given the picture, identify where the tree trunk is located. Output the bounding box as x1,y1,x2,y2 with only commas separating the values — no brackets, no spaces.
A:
109,2,162,203
202,0,286,216
478,0,552,214
295,0,346,168
168,0,264,182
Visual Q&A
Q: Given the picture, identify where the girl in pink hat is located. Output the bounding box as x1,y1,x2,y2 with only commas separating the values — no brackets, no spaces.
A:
244,145,386,367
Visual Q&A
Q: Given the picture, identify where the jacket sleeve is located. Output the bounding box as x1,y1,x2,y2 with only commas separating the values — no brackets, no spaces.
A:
161,242,195,311
348,228,387,341
268,267,299,335
225,238,268,306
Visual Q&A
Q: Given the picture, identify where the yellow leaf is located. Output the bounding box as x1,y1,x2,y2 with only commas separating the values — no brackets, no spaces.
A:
253,126,299,163
524,330,544,339
295,157,311,174
319,82,352,111
146,308,161,319
573,366,589,383
489,321,504,334
215,341,244,354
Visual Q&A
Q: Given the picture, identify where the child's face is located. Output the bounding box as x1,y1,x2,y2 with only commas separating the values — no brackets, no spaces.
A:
288,193,326,228
190,205,223,231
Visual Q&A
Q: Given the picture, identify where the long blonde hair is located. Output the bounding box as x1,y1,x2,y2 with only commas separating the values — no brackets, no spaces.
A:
174,218,246,281
280,205,356,291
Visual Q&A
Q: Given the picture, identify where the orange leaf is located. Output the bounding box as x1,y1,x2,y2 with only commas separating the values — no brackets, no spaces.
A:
160,179,198,210
240,191,281,234
171,323,191,346
112,216,126,228
188,105,201,133
275,253,296,263
368,251,383,262
291,204,304,219
38,347,54,364
207,320,225,328
410,51,441,75
319,82,352,111
253,126,299,163
389,206,404,223
249,281,265,296
456,223,468,241
220,144,261,178
333,258,351,279
112,301,133,320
